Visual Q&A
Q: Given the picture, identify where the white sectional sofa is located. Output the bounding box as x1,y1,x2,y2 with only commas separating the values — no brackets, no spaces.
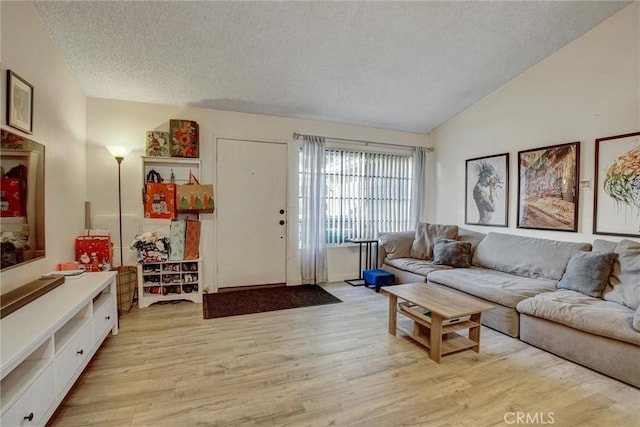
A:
377,226,640,388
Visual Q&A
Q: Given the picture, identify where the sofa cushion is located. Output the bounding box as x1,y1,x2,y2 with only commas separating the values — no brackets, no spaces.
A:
471,232,591,280
556,251,617,298
427,267,557,308
384,257,453,277
433,238,472,268
457,228,485,254
378,231,414,260
592,238,617,253
516,289,640,346
603,239,640,310
410,223,458,260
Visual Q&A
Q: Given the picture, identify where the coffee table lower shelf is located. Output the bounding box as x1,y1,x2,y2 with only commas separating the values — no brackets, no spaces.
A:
396,326,480,356
396,303,482,358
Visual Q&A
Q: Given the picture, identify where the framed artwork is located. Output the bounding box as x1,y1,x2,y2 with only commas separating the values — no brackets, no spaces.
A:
593,131,640,237
517,141,580,232
6,70,34,134
146,131,170,157
169,119,199,158
465,153,509,227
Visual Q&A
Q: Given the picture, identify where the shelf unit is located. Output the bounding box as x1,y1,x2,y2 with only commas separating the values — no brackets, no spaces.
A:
139,156,204,308
142,156,201,187
137,260,202,307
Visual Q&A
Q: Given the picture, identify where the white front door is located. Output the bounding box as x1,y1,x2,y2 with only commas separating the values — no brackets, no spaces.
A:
216,138,288,288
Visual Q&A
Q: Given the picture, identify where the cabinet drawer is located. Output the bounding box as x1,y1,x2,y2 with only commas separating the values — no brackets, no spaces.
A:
54,321,93,394
93,293,116,344
1,363,55,427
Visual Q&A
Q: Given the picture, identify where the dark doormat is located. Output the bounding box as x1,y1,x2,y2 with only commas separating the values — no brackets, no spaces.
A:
203,285,342,319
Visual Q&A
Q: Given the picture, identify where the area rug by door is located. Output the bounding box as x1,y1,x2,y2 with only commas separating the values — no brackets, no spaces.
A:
203,285,342,319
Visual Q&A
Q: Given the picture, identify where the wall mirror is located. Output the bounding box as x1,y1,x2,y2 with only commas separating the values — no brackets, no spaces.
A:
1,129,45,270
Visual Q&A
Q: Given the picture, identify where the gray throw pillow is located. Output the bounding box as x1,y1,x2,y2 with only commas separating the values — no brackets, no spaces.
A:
557,251,617,298
378,231,414,260
603,239,640,310
633,305,640,333
433,238,472,268
410,223,458,260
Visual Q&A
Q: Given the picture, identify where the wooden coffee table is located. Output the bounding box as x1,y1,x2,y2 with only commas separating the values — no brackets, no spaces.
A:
382,283,494,363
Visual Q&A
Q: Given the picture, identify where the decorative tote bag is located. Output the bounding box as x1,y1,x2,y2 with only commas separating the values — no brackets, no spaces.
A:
169,219,186,261
143,169,176,219
176,172,214,213
184,219,201,260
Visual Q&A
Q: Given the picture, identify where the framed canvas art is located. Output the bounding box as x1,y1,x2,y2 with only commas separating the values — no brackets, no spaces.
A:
517,141,580,232
593,131,640,237
465,153,509,227
169,119,199,158
146,131,170,157
6,70,34,134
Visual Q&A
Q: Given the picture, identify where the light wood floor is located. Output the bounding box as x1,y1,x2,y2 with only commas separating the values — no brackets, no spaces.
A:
48,282,639,427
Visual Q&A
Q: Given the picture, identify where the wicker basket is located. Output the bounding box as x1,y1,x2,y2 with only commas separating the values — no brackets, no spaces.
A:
116,266,137,314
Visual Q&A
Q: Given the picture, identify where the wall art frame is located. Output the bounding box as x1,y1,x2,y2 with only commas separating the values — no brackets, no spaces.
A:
6,70,34,134
517,141,580,232
465,153,509,227
593,131,640,237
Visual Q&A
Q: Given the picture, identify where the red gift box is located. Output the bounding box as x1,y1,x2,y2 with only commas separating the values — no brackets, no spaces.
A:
1,178,24,217
75,235,113,271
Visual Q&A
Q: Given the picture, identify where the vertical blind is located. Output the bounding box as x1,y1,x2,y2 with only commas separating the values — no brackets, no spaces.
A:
323,149,413,244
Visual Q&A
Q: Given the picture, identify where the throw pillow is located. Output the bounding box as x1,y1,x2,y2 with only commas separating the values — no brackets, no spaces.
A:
604,239,640,310
378,231,414,260
410,223,458,260
633,305,640,333
557,251,617,298
433,238,472,268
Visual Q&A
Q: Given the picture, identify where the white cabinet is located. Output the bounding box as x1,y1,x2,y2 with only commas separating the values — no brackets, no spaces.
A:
0,363,55,427
92,293,116,345
0,272,117,426
137,260,202,307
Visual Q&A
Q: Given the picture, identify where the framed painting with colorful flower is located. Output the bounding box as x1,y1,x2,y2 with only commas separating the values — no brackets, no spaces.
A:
146,131,170,157
593,131,640,237
169,119,199,158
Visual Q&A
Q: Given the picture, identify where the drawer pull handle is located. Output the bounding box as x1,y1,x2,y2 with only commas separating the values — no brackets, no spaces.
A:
77,349,84,356
105,315,111,320
24,412,34,422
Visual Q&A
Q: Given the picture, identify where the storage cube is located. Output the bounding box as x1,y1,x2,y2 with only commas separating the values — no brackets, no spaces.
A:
363,269,395,292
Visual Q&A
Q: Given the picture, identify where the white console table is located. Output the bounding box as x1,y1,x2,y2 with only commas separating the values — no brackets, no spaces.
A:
0,272,118,426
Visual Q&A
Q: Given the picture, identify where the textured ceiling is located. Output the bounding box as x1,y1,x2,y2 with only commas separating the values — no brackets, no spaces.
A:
33,1,630,133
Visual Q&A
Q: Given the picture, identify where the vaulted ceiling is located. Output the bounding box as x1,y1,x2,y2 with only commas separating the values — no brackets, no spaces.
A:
33,1,630,133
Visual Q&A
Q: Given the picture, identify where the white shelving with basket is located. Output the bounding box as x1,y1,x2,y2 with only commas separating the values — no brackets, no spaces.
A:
138,156,204,308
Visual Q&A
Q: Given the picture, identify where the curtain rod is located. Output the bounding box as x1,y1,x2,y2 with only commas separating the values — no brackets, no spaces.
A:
292,132,434,152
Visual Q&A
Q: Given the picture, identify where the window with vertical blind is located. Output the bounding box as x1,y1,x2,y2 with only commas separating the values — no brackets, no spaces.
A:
300,147,413,245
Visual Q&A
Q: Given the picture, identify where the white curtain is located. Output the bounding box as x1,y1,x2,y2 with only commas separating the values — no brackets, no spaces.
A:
411,146,429,227
300,135,328,284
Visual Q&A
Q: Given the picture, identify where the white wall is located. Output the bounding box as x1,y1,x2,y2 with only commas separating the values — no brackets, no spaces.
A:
433,3,639,244
86,99,432,289
1,2,87,293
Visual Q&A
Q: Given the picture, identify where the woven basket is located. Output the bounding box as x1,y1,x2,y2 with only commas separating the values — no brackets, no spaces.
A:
116,266,137,314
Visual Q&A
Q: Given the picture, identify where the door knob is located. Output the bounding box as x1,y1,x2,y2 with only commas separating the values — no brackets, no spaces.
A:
279,220,285,225
279,209,285,214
